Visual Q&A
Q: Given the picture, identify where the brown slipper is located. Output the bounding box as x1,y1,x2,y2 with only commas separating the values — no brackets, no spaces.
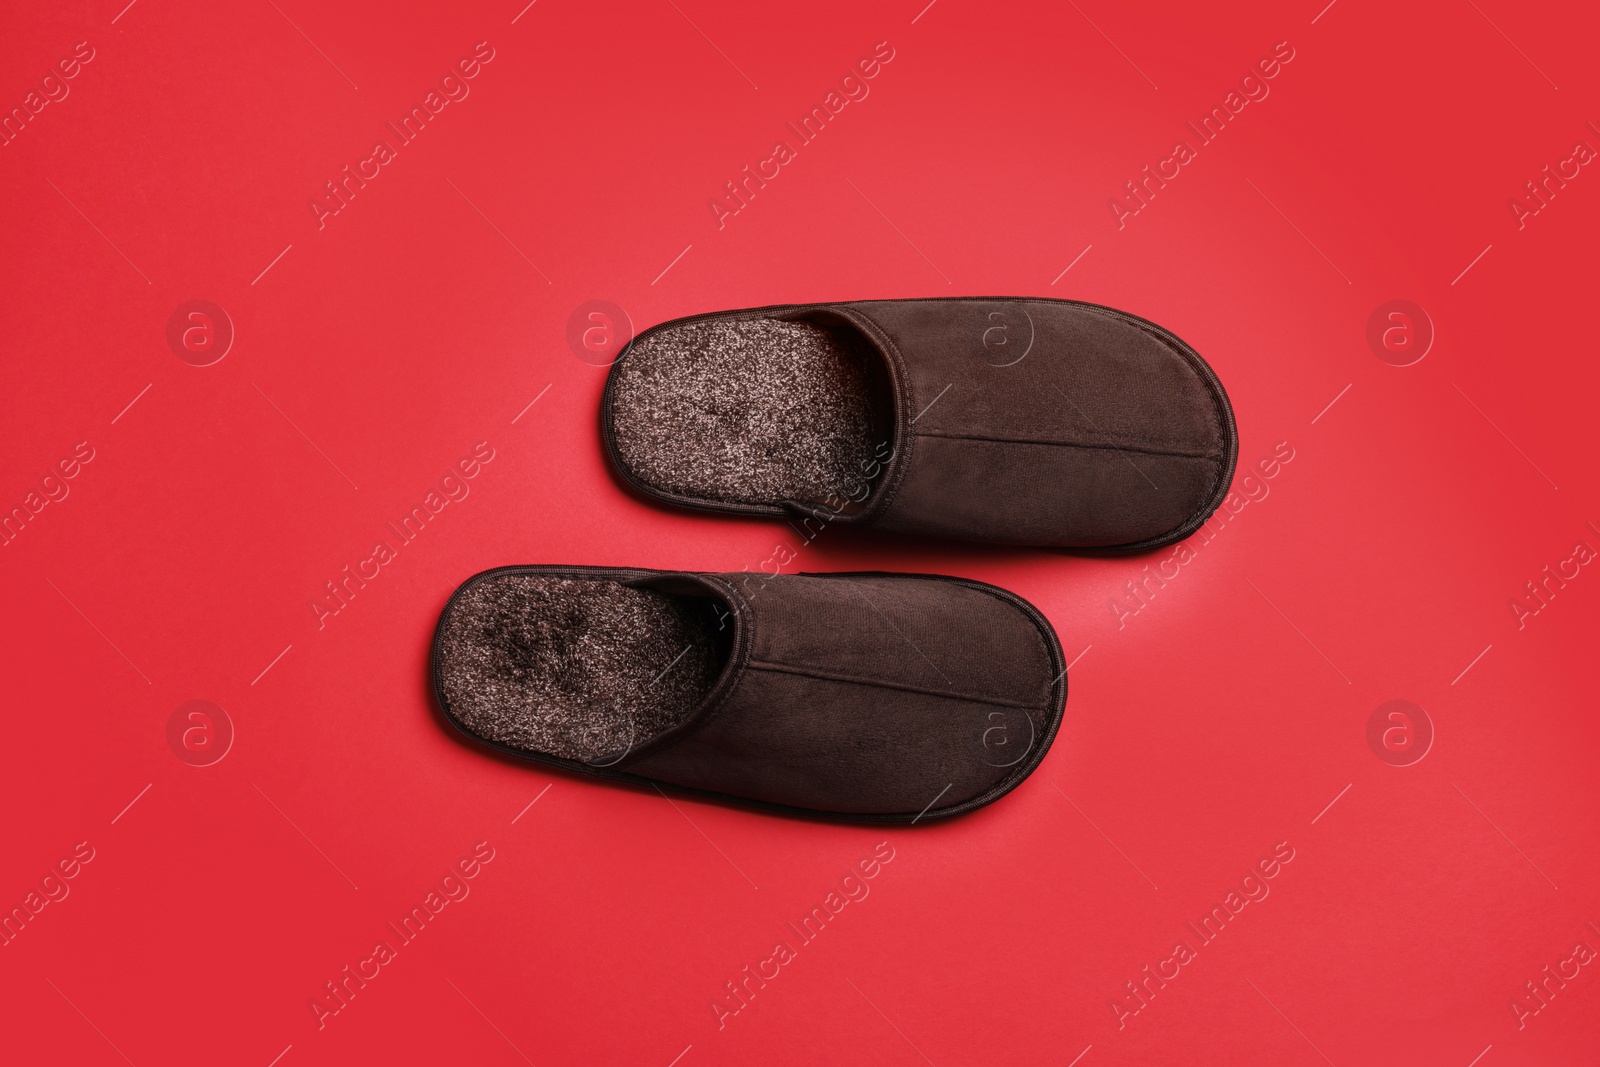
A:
601,297,1237,551
431,565,1066,822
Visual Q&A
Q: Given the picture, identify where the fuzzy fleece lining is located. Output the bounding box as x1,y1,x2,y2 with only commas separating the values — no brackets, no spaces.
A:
435,575,727,762
609,318,887,506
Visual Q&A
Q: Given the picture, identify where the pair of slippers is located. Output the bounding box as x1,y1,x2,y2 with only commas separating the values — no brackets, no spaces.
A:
433,298,1237,822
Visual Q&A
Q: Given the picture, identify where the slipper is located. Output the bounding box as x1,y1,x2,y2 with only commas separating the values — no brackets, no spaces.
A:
601,297,1237,550
431,565,1066,822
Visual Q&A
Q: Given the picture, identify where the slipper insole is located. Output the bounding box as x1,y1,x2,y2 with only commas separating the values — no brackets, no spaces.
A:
610,319,887,506
436,576,727,762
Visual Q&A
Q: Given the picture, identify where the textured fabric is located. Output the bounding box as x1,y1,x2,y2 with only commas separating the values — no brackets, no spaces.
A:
432,565,1066,821
433,573,725,761
601,297,1237,550
607,318,884,505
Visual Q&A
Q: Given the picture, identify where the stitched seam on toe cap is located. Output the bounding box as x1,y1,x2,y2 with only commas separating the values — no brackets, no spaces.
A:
952,581,1057,710
1076,306,1232,489
745,659,1048,711
911,429,1222,459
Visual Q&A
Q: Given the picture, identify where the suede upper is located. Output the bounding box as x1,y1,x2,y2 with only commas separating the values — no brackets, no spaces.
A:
809,298,1236,548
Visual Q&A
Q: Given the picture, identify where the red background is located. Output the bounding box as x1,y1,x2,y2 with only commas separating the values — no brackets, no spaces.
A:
3,1,1597,1064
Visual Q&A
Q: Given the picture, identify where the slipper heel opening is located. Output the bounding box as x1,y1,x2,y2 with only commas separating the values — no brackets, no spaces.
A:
435,575,731,764
609,317,893,509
